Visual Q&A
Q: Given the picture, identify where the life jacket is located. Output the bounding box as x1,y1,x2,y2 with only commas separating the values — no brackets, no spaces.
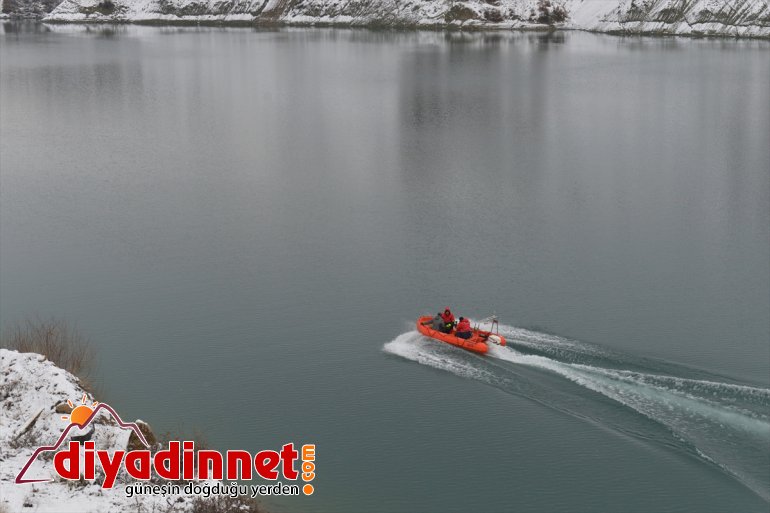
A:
456,318,471,333
441,310,455,324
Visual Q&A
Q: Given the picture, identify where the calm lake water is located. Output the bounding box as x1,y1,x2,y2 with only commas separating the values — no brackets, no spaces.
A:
1,23,769,512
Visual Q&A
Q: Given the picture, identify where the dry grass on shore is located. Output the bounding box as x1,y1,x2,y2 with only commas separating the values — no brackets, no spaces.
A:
1,319,270,513
1,317,96,390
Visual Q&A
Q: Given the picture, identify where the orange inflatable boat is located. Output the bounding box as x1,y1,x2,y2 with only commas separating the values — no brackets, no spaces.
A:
416,315,506,355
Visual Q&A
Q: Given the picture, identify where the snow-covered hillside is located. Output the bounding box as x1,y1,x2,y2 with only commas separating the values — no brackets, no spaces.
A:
1,0,60,18
43,0,770,37
0,349,179,512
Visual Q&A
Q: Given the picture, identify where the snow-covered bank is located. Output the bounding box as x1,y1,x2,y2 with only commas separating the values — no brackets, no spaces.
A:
0,349,181,512
42,0,770,38
2,0,60,18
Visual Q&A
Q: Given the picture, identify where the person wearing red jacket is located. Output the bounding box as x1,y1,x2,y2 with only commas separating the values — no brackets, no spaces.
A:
455,317,472,339
440,308,455,333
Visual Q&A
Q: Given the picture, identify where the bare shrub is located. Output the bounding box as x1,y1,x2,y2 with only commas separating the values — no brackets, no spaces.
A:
534,0,567,24
125,496,188,513
2,318,95,388
444,3,478,22
190,495,265,513
152,428,212,484
483,8,503,22
97,0,114,11
156,425,212,452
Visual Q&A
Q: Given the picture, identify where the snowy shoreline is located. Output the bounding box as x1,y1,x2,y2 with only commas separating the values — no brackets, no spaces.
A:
0,349,190,512
28,0,770,39
35,20,770,40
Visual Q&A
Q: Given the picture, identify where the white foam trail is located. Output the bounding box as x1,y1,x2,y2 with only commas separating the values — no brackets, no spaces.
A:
492,322,611,357
383,332,498,384
489,343,770,500
488,345,770,433
384,329,770,501
585,368,770,398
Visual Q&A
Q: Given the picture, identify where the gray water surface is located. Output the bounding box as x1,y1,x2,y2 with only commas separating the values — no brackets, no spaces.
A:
1,24,769,512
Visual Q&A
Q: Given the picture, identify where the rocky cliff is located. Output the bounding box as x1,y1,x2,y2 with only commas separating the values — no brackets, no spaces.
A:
2,0,60,17
0,349,167,512
43,0,770,37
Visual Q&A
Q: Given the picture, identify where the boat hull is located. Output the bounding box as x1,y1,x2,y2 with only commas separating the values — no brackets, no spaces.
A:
416,316,505,354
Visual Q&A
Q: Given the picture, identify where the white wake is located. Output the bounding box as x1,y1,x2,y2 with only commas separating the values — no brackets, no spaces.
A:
383,327,770,501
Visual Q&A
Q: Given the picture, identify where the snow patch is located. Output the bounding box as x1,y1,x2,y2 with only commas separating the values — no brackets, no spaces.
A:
0,349,185,512
42,0,770,38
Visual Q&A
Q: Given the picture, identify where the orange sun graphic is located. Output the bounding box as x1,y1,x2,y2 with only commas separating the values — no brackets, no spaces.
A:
62,394,99,427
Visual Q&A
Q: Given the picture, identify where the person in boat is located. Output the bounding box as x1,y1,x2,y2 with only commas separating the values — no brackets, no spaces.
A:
440,308,455,333
431,313,444,331
421,313,444,332
455,317,472,339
